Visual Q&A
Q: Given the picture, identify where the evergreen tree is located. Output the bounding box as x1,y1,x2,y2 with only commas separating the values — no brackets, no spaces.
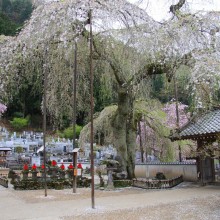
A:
0,0,33,36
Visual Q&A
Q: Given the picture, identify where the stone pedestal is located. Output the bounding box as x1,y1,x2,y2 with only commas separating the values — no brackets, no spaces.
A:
67,169,73,179
22,172,29,180
51,169,58,178
106,169,114,190
40,171,46,178
31,171,38,181
59,170,66,179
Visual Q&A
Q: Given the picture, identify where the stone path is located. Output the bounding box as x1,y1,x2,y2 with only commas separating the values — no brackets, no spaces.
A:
0,182,220,220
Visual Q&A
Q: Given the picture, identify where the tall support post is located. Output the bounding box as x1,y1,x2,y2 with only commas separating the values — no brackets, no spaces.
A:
43,50,48,197
173,72,182,162
89,7,95,209
138,120,144,163
72,41,77,193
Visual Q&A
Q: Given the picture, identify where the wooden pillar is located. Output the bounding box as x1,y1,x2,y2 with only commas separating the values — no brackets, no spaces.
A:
197,139,216,184
210,151,216,182
197,139,203,184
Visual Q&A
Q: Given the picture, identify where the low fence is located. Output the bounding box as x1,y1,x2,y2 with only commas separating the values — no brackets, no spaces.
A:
0,174,8,188
135,162,197,182
0,168,9,188
132,175,183,189
0,156,6,167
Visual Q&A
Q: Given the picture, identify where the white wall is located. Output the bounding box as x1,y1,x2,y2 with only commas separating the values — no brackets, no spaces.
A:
135,163,197,182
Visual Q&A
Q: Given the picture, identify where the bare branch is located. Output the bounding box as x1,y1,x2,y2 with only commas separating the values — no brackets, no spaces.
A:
170,0,186,16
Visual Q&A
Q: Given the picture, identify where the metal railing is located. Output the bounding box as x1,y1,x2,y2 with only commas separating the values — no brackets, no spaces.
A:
132,175,183,189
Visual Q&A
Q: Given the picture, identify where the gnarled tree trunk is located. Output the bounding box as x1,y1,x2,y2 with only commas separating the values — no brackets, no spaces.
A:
113,86,136,179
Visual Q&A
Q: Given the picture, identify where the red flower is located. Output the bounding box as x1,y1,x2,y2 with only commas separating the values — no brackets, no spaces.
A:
51,160,57,166
41,164,45,169
68,163,74,169
32,163,37,170
77,163,83,169
23,163,29,171
60,163,65,170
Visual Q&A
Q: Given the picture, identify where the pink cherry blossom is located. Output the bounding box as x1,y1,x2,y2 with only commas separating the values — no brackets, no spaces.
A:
0,103,7,114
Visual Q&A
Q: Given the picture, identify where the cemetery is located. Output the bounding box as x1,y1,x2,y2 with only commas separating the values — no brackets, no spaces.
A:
0,128,117,190
1,123,220,191
3,117,220,190
0,126,188,190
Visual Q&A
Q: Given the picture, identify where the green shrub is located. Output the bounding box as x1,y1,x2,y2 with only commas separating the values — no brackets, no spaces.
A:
13,112,23,118
8,169,16,178
14,146,24,153
155,172,166,180
58,125,83,139
113,180,132,188
10,117,29,130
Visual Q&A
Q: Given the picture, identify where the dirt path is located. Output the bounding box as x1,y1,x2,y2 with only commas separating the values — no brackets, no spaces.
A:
0,182,220,220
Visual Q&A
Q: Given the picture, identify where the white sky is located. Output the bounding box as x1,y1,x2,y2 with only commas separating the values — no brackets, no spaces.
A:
128,0,220,21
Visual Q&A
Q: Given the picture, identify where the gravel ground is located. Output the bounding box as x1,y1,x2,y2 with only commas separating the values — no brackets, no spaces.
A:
0,182,220,220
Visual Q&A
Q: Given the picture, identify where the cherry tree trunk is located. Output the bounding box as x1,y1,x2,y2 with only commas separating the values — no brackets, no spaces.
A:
113,87,136,179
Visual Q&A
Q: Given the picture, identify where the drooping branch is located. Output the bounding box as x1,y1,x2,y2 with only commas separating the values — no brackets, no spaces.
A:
210,27,220,51
82,28,126,86
130,49,195,86
132,62,167,86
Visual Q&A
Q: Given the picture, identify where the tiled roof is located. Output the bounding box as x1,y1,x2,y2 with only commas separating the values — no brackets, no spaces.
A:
173,109,220,140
